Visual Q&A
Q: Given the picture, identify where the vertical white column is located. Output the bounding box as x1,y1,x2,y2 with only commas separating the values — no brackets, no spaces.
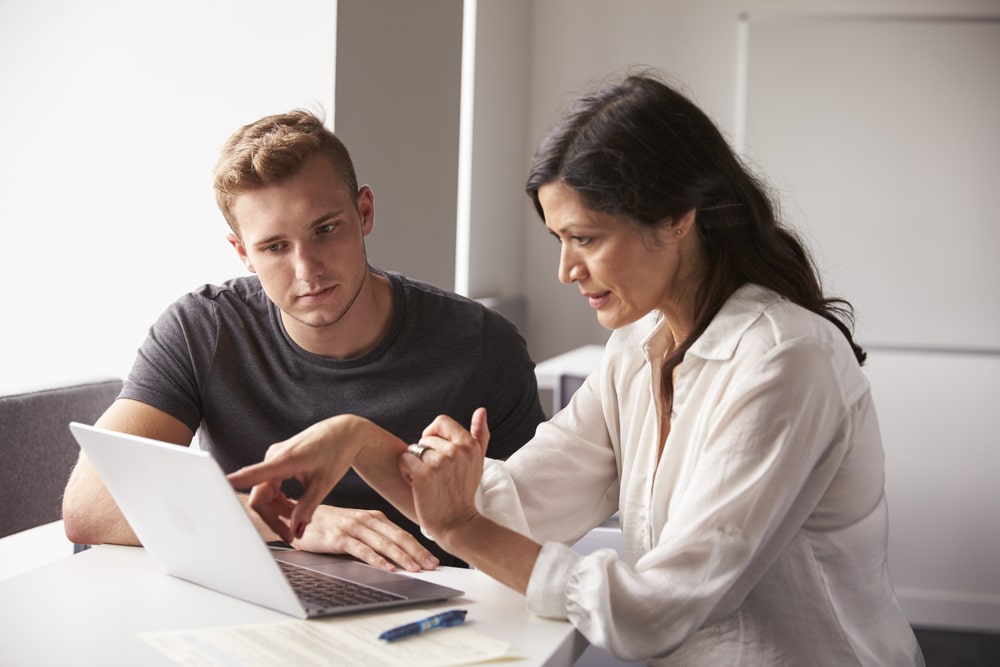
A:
454,0,478,296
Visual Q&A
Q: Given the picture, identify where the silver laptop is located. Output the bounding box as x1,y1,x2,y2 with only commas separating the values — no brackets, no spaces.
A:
69,422,463,619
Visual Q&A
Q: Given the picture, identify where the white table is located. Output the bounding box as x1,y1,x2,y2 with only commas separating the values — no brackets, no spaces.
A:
0,544,586,666
0,520,75,581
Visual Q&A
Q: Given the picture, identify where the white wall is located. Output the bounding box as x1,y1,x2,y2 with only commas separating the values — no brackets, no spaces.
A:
0,0,337,394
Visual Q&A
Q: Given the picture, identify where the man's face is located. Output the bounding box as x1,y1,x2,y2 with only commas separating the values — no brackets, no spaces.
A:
227,154,374,338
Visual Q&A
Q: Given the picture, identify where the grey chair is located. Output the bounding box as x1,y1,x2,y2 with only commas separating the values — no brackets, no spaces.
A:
0,377,122,540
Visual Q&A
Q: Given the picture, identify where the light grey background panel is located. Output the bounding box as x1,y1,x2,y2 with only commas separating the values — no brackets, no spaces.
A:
335,0,463,291
742,13,1000,631
743,15,1000,351
464,0,533,302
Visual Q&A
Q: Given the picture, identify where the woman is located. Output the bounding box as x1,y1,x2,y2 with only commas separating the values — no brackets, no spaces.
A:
229,71,923,665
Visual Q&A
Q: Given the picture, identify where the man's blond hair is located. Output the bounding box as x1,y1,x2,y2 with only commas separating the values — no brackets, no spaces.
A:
213,110,359,232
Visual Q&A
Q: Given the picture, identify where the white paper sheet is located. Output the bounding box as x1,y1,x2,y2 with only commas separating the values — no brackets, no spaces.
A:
140,608,518,667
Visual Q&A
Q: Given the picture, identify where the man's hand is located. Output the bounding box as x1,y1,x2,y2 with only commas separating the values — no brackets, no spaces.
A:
229,414,423,557
292,505,439,572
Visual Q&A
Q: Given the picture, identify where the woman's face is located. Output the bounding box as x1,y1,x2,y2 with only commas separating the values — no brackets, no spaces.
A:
539,180,693,331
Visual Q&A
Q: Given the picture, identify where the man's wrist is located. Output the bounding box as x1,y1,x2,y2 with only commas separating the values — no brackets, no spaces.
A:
237,491,281,542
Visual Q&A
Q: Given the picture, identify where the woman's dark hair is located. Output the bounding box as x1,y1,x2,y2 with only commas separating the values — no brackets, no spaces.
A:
526,71,865,404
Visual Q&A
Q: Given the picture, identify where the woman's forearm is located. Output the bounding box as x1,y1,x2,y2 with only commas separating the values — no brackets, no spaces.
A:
437,514,541,594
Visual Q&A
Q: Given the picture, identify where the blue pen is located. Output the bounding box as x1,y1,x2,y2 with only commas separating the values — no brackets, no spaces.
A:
378,609,468,642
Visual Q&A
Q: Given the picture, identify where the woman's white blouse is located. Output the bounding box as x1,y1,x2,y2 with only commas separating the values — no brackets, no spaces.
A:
476,284,922,665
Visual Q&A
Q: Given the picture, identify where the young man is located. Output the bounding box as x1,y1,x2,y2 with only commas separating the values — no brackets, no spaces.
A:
62,110,545,571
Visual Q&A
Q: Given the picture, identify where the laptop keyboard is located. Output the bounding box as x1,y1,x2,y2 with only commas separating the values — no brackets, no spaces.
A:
278,560,405,609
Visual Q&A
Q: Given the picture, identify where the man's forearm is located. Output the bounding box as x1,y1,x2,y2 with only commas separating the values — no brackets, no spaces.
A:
62,455,140,546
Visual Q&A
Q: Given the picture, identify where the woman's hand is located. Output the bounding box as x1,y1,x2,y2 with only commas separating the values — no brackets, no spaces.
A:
399,407,490,545
227,415,371,543
396,408,541,595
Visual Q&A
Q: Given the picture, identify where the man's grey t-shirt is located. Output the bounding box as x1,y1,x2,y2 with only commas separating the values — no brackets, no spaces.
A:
121,269,545,566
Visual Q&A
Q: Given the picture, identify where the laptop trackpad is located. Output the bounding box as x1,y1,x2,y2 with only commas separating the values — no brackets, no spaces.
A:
272,549,416,588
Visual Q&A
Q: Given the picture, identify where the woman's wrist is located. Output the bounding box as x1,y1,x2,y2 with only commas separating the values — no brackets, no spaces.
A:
435,511,487,558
